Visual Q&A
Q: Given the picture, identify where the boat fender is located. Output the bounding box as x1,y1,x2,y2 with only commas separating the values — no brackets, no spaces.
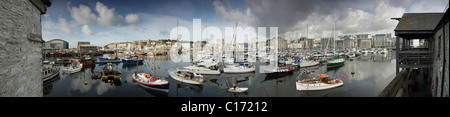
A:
84,82,88,85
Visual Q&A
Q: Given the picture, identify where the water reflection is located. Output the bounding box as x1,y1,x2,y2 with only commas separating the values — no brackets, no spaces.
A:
44,51,397,97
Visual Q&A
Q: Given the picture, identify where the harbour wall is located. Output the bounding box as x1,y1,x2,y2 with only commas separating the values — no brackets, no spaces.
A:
0,0,49,96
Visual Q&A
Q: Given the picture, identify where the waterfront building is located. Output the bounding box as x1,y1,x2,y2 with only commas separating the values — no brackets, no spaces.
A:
393,8,449,97
268,37,287,50
373,33,392,48
356,34,372,49
43,39,69,50
77,41,98,54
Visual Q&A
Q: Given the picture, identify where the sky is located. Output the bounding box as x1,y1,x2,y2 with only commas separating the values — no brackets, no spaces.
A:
41,0,449,48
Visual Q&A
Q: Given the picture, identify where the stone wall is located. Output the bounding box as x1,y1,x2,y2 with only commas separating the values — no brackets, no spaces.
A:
0,0,48,97
431,19,449,97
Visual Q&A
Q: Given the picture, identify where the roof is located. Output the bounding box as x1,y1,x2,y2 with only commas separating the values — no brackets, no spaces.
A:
394,13,444,35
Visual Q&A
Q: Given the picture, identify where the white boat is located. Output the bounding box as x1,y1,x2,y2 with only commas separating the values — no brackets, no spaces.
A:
299,60,320,68
380,48,388,54
62,62,83,73
183,64,220,75
223,64,255,73
361,48,368,55
168,69,204,85
132,73,169,92
296,74,343,91
228,87,248,93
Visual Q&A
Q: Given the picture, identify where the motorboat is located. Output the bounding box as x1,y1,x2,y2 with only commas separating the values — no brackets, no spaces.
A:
62,60,83,73
296,74,343,91
132,73,169,92
167,69,204,85
228,87,248,93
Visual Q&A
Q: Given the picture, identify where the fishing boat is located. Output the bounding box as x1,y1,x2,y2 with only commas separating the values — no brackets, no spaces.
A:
77,56,95,67
62,62,83,73
122,55,144,64
97,56,120,62
132,73,169,92
264,66,294,76
42,64,60,82
168,69,204,85
326,57,345,68
296,74,343,91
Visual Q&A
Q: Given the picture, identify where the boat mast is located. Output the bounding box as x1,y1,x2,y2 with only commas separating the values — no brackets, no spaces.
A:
333,21,336,52
176,19,179,70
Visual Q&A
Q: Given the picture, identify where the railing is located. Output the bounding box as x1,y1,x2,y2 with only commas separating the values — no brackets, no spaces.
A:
378,69,411,97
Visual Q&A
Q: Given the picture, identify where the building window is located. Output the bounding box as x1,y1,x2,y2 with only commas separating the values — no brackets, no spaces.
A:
438,36,441,58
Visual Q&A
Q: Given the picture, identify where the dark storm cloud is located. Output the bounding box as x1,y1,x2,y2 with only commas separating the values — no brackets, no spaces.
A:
242,0,408,38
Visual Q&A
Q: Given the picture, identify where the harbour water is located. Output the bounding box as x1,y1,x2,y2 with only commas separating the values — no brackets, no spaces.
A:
44,51,396,97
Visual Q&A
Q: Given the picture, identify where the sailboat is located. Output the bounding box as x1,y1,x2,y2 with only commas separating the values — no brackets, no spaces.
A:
223,22,255,74
167,19,204,85
326,22,345,68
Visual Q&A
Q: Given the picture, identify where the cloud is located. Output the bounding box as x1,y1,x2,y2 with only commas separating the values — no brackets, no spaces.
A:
213,0,254,23
68,2,140,26
42,15,71,34
243,0,408,38
81,25,93,35
126,14,141,24
69,4,97,25
95,2,124,26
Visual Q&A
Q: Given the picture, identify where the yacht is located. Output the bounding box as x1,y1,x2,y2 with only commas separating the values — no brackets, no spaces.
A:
183,64,220,75
223,64,255,73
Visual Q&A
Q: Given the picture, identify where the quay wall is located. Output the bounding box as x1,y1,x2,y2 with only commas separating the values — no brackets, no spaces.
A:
0,0,49,97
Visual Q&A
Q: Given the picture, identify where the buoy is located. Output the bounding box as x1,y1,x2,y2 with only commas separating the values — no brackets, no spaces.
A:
124,80,127,83
108,80,111,83
84,82,88,85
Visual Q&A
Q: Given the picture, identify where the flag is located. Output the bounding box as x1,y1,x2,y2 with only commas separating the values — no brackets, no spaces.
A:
340,74,346,79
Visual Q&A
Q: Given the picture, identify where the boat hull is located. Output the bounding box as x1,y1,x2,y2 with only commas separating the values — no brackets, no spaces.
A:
296,81,343,91
132,74,169,92
223,67,255,73
42,68,60,82
168,70,203,85
62,64,83,73
327,62,344,68
228,87,248,93
122,59,143,64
